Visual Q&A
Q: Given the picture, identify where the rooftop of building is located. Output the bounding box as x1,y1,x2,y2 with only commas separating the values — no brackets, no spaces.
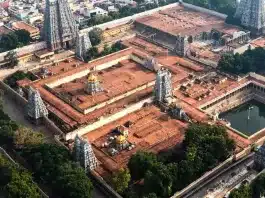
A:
83,101,249,176
11,21,39,33
250,37,265,48
83,104,188,174
135,5,241,37
0,25,12,35
18,48,190,131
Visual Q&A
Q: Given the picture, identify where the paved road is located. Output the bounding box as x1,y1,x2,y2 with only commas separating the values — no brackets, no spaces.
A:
186,154,255,198
2,95,107,198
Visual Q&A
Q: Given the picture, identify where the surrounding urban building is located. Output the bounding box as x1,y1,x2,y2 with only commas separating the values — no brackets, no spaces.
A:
11,21,40,40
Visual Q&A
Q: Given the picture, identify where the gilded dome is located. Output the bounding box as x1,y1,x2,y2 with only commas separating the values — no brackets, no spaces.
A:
116,135,126,144
88,73,98,82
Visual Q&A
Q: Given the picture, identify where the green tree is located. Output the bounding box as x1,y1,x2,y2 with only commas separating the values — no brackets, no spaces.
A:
252,173,265,197
13,126,44,148
229,183,251,198
14,29,31,46
86,46,99,61
0,155,41,198
4,50,19,68
144,163,173,197
0,32,18,51
89,28,102,46
22,144,93,198
101,44,112,56
143,193,158,198
128,151,157,180
5,169,41,198
54,162,93,198
22,143,71,181
110,168,131,194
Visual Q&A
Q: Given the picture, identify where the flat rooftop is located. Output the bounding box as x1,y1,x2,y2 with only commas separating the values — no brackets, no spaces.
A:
11,21,39,33
250,37,265,48
83,102,249,176
19,48,189,131
135,5,240,37
53,59,156,110
83,105,188,174
174,72,250,108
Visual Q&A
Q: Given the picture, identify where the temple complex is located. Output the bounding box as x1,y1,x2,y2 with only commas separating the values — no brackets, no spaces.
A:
43,0,78,51
7,1,265,181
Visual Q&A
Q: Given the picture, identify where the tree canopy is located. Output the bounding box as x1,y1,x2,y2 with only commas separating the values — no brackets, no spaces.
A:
184,0,236,15
0,30,31,52
110,168,131,194
229,173,265,198
22,144,93,198
127,124,235,198
89,28,103,46
0,154,41,198
218,47,265,75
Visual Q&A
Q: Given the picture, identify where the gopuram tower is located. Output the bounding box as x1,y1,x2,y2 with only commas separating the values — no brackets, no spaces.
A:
234,0,265,35
154,68,173,104
43,0,78,51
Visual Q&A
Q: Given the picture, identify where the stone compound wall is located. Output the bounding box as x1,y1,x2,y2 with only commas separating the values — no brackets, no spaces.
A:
80,2,180,34
0,81,27,107
182,2,227,19
80,2,227,35
65,97,154,140
0,42,47,62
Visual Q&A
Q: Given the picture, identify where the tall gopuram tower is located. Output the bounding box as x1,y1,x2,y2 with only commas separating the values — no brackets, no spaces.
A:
234,0,265,35
26,87,48,123
154,68,172,103
75,33,92,61
73,135,98,172
43,0,78,51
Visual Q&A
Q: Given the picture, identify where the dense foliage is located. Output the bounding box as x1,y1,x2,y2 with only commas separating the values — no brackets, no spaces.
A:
109,168,131,194
0,93,93,198
127,124,235,198
229,173,265,198
22,144,93,198
4,71,36,88
0,154,41,198
218,47,265,75
89,28,103,46
0,30,31,52
184,0,236,15
81,0,176,29
4,51,19,68
85,41,126,61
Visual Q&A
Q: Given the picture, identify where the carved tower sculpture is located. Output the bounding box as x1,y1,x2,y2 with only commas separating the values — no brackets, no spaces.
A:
74,135,98,172
43,0,78,51
154,68,172,103
26,87,48,122
75,33,92,61
85,73,103,95
234,0,265,35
